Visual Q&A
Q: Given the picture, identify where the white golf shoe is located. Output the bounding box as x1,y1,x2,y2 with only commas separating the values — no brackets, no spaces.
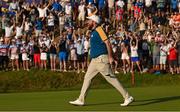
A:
69,99,84,106
120,96,134,106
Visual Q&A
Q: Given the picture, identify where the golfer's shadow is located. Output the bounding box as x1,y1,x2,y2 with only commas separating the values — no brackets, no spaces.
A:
87,96,180,106
131,96,180,106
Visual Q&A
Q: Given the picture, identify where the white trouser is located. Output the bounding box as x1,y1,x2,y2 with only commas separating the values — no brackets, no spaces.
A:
78,55,130,102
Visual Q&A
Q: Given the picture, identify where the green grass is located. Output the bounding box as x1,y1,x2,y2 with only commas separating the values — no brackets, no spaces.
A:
0,69,180,93
0,86,180,111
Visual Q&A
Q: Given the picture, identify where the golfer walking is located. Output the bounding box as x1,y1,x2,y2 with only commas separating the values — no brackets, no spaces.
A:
69,15,133,106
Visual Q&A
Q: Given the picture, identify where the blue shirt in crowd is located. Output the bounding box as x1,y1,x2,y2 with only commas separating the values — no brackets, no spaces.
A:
52,2,62,11
171,0,178,9
35,20,43,30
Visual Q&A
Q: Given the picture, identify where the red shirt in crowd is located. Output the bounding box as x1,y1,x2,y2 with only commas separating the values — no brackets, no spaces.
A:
116,8,124,21
134,6,141,19
169,47,177,60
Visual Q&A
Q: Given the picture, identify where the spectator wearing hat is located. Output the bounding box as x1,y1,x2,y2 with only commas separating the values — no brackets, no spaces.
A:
75,33,85,73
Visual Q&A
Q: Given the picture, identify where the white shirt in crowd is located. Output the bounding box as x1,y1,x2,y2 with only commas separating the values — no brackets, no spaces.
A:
44,38,51,48
15,25,23,39
78,4,86,14
116,0,125,8
84,39,89,53
48,15,55,26
59,15,65,25
145,0,152,7
131,46,138,57
24,22,32,31
5,26,14,37
65,4,72,15
9,2,19,11
37,7,48,18
160,45,168,56
108,0,115,8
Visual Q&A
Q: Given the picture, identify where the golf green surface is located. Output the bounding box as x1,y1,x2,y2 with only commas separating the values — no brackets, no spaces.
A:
0,86,180,111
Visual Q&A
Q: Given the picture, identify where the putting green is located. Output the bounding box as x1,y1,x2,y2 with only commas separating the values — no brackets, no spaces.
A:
0,86,180,111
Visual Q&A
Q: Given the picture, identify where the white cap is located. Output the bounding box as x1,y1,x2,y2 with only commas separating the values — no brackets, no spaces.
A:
86,15,100,24
22,41,26,44
156,32,160,35
77,38,81,41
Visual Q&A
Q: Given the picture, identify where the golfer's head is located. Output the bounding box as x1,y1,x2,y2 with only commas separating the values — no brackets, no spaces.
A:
86,15,100,29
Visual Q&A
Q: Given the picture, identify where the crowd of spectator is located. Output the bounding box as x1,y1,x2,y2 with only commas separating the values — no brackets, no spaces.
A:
0,0,180,75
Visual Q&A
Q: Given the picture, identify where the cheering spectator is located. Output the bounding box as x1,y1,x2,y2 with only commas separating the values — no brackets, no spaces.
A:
75,37,85,74
160,40,168,71
40,43,48,70
0,38,9,71
168,41,178,74
33,42,41,69
9,39,19,71
21,41,30,71
58,35,68,72
49,41,57,71
130,35,142,73
78,1,86,27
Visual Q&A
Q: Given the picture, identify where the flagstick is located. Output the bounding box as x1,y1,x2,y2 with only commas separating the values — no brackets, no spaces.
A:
131,71,135,86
